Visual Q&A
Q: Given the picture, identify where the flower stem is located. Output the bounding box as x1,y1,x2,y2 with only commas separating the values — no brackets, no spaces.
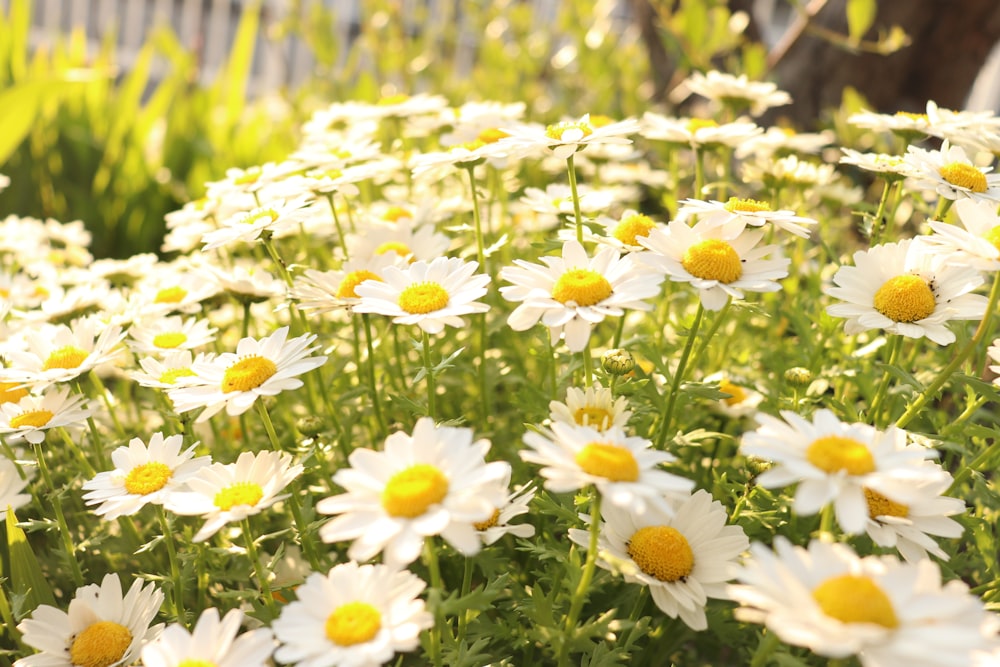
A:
947,437,1000,495
424,540,445,667
458,557,474,640
566,154,585,243
750,630,781,667
464,166,493,425
240,517,278,619
868,179,892,246
557,490,602,667
896,270,1000,429
655,302,705,449
867,334,903,426
581,336,594,388
362,313,387,439
32,440,84,587
932,196,954,222
422,329,438,419
156,505,186,627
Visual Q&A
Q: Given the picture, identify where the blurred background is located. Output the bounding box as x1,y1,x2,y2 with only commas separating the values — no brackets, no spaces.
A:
2,0,999,258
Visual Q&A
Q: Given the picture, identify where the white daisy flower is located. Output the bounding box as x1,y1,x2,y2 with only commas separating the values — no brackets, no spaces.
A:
141,607,274,667
352,256,490,334
548,383,632,432
0,457,31,520
683,70,791,117
346,220,452,264
741,409,941,534
476,467,536,546
677,197,817,239
127,315,218,356
734,126,833,160
521,421,694,516
705,372,764,418
167,326,327,422
599,210,664,252
272,561,433,667
848,108,934,136
132,264,221,316
641,112,762,149
201,197,317,251
637,218,790,311
903,140,1000,203
0,317,126,387
410,138,515,176
82,431,211,520
129,350,215,390
825,238,987,345
862,466,965,563
499,240,664,352
728,538,996,666
501,113,640,160
0,386,91,445
569,489,749,630
205,263,287,304
165,450,303,542
290,254,399,314
317,417,510,567
924,197,1000,271
15,573,164,667
839,148,915,181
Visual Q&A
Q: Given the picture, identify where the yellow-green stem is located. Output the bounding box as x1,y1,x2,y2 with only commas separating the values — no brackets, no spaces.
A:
557,490,602,667
655,302,705,448
32,440,84,587
156,505,186,627
566,154,585,243
240,517,278,619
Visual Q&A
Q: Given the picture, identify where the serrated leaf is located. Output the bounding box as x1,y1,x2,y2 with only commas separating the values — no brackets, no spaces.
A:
6,509,55,613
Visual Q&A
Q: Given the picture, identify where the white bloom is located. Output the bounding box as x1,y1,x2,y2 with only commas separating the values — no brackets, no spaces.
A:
127,315,218,356
141,608,274,667
678,197,817,239
924,197,1000,271
317,418,509,567
0,317,126,387
476,467,536,546
641,112,762,148
825,238,987,345
548,383,631,432
684,70,791,116
0,457,31,520
839,148,916,180
501,113,640,160
201,197,317,251
129,350,215,390
290,254,399,314
0,387,91,445
272,561,433,667
569,489,749,630
903,140,1000,203
82,431,211,520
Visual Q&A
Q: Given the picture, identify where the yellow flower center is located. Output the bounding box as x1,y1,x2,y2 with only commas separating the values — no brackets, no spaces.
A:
627,525,694,582
124,462,173,495
724,197,771,213
575,442,639,481
382,206,412,223
478,128,509,144
573,406,614,430
0,382,28,404
613,214,656,246
221,356,277,393
588,114,614,128
474,508,501,531
10,409,53,429
43,345,89,371
812,575,899,628
159,368,197,385
177,660,217,667
375,241,412,258
233,168,262,185
681,239,743,283
873,274,936,323
381,463,449,518
152,332,188,349
551,269,613,306
324,601,382,646
894,111,928,122
154,286,187,304
213,482,264,511
378,93,410,106
68,621,133,667
806,435,875,475
545,121,593,141
686,118,719,134
242,208,279,226
983,226,1000,253
337,270,383,299
398,282,450,314
939,162,988,192
452,139,485,152
864,488,909,518
718,379,748,406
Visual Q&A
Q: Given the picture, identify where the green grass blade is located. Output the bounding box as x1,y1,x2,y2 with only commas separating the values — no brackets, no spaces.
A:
5,508,55,614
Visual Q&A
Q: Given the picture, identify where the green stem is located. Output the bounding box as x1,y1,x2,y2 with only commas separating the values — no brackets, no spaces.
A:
261,234,295,288
566,154,585,243
557,490,602,667
690,299,731,369
89,371,126,439
424,540,445,667
327,193,351,258
867,335,903,426
932,196,954,222
693,147,705,197
896,270,1000,429
655,302,705,449
362,314,387,440
465,165,487,273
240,517,278,619
947,437,1000,495
581,336,593,388
32,440,84,587
868,179,892,246
156,505,186,626
818,501,836,539
422,329,437,419
457,557,474,644
750,630,781,667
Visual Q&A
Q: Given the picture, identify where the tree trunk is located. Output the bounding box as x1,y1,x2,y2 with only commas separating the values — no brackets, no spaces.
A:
766,0,1000,128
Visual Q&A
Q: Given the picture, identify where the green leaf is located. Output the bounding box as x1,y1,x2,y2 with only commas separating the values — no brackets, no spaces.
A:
6,508,55,614
846,0,877,44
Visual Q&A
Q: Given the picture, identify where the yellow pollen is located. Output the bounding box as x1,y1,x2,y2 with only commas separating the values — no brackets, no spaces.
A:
478,128,509,144
378,93,410,106
806,435,876,475
627,525,694,582
864,488,909,518
152,332,188,349
873,274,935,323
551,269,613,306
325,601,382,646
221,356,277,393
686,118,719,134
124,462,173,495
0,287,8,297
154,286,187,304
381,206,412,223
613,214,656,246
0,382,28,404
33,285,50,298
43,345,89,371
381,463,449,518
545,121,593,141
233,168,262,185
10,409,53,429
812,575,899,628
159,368,196,384
214,482,264,511
474,508,501,531
337,270,383,299
68,621,133,667
718,379,748,406
242,208,280,225
939,162,988,192
724,197,772,213
681,239,742,283
176,661,217,667
588,114,614,128
573,406,614,430
374,241,412,258
983,226,1000,253
894,111,928,122
575,442,639,481
398,281,449,314
452,139,485,152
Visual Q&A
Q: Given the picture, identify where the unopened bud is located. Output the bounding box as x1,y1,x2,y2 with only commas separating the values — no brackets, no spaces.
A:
602,348,635,375
784,367,813,387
